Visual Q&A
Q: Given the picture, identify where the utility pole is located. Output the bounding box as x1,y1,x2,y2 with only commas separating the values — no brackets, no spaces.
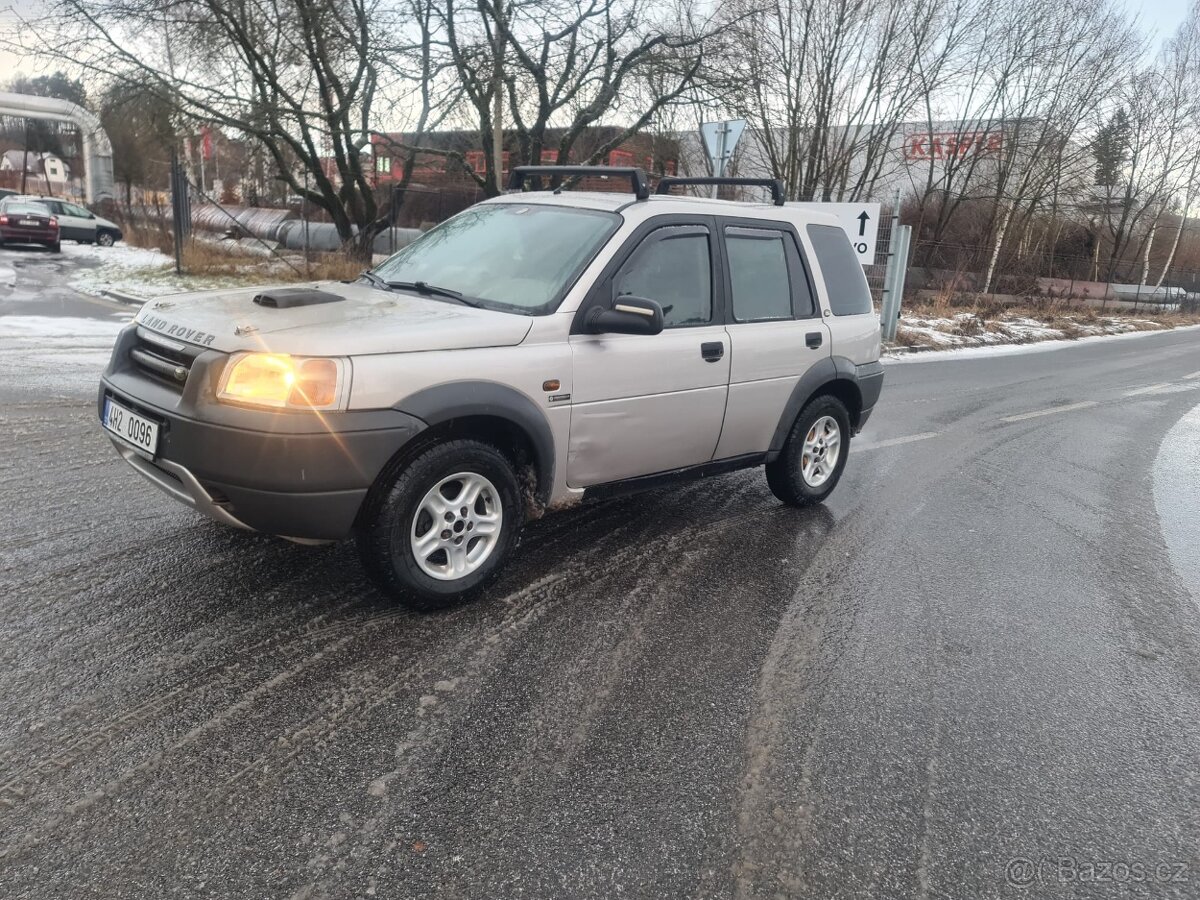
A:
491,0,505,194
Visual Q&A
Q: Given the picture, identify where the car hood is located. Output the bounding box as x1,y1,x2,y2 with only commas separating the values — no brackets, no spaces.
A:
133,281,534,355
95,215,120,229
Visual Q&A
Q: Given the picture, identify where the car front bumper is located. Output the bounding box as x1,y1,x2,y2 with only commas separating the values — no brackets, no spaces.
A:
99,326,424,541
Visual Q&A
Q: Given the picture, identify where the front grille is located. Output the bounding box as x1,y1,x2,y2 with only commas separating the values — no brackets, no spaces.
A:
130,327,203,390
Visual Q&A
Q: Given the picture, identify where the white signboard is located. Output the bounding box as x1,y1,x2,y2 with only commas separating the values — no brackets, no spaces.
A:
787,202,882,266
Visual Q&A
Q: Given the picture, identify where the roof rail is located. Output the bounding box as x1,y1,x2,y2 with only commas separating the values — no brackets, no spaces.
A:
508,166,650,201
656,177,786,207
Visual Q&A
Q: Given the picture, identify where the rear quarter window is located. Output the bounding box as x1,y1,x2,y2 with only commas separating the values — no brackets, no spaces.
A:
807,224,873,316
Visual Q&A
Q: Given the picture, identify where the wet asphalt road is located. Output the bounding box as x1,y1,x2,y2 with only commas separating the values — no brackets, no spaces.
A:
1,247,1200,899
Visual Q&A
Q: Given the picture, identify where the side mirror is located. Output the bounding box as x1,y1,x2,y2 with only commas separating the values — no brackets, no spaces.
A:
586,296,664,336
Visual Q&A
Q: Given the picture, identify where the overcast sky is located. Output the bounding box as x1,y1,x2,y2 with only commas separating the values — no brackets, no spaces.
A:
0,0,1194,99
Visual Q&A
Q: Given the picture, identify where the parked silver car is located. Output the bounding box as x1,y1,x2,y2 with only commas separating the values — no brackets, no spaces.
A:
99,168,883,609
11,195,122,245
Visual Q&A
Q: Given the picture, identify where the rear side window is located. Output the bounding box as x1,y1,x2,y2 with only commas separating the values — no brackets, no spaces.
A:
807,224,872,316
725,227,791,322
615,226,712,327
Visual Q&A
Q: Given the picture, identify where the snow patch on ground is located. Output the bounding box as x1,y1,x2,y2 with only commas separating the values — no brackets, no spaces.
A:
885,323,1200,364
0,314,131,341
893,311,1160,351
60,241,171,268
1154,400,1200,604
62,241,252,300
0,314,132,377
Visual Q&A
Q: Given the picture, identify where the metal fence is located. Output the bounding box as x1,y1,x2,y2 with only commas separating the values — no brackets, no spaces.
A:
864,201,896,307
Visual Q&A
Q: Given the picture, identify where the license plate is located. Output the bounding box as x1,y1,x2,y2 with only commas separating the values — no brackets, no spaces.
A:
19,219,38,227
102,397,159,455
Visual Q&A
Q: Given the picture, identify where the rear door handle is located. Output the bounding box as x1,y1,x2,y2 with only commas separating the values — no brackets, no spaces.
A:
701,341,724,362
806,331,823,349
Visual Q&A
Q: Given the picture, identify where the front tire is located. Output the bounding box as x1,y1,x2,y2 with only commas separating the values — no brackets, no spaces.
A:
355,440,524,610
96,231,115,247
766,395,851,506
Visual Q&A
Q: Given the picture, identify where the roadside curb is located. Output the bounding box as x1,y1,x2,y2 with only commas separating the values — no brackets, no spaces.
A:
99,289,148,307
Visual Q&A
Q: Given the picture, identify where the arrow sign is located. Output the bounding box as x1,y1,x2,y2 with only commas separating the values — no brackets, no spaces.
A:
786,202,882,266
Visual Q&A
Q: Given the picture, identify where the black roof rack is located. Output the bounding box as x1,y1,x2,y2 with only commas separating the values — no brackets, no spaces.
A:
656,176,787,207
508,166,650,201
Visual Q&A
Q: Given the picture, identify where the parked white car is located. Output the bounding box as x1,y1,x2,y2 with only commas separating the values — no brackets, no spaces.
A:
99,168,883,609
11,195,122,245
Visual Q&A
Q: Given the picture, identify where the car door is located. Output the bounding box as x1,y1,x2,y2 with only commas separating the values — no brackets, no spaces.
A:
713,221,831,459
56,202,97,242
567,219,730,487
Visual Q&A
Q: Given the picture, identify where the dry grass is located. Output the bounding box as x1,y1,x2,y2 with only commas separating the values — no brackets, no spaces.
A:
277,255,367,282
120,221,175,256
891,328,938,348
893,301,1200,352
903,299,1200,328
121,224,367,284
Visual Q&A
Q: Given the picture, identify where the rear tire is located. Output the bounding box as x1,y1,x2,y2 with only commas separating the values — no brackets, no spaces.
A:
766,395,851,506
355,439,523,611
47,241,61,254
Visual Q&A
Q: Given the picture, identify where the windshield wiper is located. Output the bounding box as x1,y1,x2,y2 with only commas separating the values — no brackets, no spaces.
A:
386,280,483,308
359,270,390,290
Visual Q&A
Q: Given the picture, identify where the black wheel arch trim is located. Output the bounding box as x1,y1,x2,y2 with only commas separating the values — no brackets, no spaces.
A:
768,356,882,454
396,382,555,504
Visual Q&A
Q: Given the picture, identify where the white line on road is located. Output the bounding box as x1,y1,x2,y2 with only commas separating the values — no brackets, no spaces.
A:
1001,401,1098,423
855,431,941,451
1124,383,1172,396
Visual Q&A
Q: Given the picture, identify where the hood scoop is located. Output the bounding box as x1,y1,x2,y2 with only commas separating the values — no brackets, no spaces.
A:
253,288,345,309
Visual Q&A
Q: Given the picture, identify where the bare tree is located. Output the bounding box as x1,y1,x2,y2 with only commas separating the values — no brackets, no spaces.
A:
8,0,454,259
425,0,711,195
973,0,1137,292
718,0,975,203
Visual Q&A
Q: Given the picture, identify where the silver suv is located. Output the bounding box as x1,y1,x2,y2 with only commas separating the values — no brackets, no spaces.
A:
99,168,883,609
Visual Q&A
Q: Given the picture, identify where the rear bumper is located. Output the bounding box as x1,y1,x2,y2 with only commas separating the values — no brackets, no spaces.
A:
100,365,425,541
855,361,885,430
0,226,56,244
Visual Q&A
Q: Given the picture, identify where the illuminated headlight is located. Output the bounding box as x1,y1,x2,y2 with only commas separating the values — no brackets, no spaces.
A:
217,353,348,410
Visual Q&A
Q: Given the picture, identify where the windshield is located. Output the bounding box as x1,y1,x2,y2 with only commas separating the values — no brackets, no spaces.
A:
372,203,620,314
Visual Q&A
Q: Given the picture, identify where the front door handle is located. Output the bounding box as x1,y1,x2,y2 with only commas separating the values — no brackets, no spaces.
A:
806,331,823,349
701,341,724,362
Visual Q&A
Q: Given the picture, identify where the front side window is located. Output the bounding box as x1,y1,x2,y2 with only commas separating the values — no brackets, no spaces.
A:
373,203,619,314
726,227,794,322
808,224,873,316
614,226,711,328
